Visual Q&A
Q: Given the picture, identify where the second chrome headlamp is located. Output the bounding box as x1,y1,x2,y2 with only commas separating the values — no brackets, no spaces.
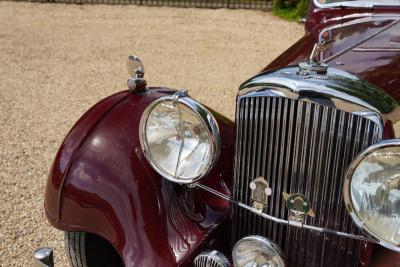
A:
344,139,400,252
139,90,220,184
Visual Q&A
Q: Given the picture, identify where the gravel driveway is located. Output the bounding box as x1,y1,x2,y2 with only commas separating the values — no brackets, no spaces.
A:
0,2,304,265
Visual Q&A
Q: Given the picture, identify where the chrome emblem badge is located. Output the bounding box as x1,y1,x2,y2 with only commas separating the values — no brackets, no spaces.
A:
282,192,315,222
250,177,272,211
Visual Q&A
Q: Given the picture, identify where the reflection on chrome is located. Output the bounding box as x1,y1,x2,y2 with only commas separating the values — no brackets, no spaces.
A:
140,92,220,184
195,182,370,241
343,140,400,251
146,101,211,179
350,146,400,246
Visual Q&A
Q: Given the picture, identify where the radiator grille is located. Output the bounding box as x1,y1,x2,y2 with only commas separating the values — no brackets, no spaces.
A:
232,96,382,267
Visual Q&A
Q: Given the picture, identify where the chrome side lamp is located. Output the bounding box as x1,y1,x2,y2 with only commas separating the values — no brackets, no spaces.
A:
34,247,54,267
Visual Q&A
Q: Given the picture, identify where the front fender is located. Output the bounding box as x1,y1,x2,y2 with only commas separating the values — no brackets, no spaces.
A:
44,88,235,266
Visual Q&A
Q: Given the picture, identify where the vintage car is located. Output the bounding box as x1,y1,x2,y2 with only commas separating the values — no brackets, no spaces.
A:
35,0,400,266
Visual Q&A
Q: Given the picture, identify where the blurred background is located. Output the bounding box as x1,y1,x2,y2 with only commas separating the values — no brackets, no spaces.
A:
0,0,303,265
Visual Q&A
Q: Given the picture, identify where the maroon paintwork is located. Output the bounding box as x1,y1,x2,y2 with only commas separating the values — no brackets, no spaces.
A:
45,88,235,266
45,1,400,266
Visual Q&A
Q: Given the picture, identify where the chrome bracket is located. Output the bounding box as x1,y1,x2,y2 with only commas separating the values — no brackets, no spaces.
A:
173,89,189,101
172,89,188,106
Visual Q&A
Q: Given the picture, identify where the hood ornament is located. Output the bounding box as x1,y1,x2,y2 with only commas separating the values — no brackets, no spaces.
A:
298,39,334,74
127,55,147,92
282,192,315,222
250,177,272,211
310,39,335,63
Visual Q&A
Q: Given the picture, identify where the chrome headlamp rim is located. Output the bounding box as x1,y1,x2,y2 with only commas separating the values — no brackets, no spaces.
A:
232,235,285,267
139,91,221,184
343,139,400,252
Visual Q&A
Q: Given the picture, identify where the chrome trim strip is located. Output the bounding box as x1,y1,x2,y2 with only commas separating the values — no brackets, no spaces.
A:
313,0,400,8
196,182,372,242
343,139,400,252
352,47,400,52
139,90,221,184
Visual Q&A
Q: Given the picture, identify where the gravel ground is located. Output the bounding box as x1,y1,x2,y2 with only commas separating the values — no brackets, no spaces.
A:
0,2,303,266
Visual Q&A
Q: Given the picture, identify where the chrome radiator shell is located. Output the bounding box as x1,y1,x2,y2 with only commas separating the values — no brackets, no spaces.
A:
232,94,383,267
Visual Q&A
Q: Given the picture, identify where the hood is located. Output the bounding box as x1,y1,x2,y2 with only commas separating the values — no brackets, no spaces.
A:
323,16,400,100
265,14,400,102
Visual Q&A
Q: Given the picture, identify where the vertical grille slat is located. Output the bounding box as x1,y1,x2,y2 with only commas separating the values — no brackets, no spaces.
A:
273,98,283,243
303,104,319,267
232,96,382,267
276,98,289,247
250,97,259,233
266,98,276,237
255,97,266,234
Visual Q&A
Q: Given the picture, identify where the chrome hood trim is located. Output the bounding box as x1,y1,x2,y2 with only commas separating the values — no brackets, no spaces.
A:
239,65,399,125
313,0,400,8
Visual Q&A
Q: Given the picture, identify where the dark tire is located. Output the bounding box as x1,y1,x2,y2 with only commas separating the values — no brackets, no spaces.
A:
64,232,124,267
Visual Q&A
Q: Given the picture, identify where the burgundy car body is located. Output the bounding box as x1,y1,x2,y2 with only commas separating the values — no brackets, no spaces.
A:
45,88,235,266
45,1,400,266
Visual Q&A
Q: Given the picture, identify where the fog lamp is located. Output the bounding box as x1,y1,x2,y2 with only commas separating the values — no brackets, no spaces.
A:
344,140,400,252
139,90,220,184
232,235,285,267
193,250,229,267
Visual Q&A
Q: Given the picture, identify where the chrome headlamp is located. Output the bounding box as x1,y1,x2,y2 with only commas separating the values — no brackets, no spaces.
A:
139,90,220,184
232,236,285,267
344,139,400,252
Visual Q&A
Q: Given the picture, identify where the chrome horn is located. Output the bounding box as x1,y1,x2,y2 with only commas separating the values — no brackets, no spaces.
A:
34,247,54,267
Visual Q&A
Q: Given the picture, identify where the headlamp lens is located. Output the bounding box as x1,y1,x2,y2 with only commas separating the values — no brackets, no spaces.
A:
140,94,219,184
232,236,285,267
345,141,400,251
